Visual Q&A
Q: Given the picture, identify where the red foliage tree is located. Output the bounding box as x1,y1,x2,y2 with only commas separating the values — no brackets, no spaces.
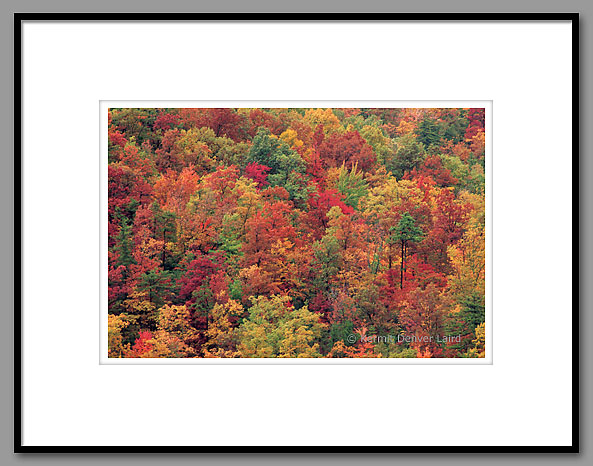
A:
304,187,354,238
154,111,180,131
178,108,245,141
465,108,485,141
318,131,377,171
244,162,271,189
409,155,458,187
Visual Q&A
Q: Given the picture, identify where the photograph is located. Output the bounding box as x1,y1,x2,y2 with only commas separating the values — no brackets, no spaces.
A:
15,12,578,453
107,106,487,359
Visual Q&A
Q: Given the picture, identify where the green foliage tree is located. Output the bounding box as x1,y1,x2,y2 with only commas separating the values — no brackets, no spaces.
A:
137,269,174,309
246,128,309,202
416,116,442,148
151,202,177,270
312,234,342,292
388,133,425,178
334,162,368,209
389,212,424,289
114,216,136,268
439,110,468,143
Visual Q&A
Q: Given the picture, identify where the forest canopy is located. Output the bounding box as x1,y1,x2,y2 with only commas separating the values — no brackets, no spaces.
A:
107,107,486,358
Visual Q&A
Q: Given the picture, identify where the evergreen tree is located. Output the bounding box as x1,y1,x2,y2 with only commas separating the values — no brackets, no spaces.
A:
389,213,424,289
416,116,441,148
114,216,135,268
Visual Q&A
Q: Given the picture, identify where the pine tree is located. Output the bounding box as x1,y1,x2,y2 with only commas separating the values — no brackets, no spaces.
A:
389,213,423,289
114,216,135,268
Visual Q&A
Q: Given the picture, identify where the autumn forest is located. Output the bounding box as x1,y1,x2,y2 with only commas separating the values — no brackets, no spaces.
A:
108,107,486,358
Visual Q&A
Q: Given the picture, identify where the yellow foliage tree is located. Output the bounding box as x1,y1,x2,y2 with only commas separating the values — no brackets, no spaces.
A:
203,299,244,358
447,221,486,300
107,314,132,358
465,322,486,358
236,295,327,358
304,108,342,134
130,305,198,358
279,128,304,149
122,290,157,330
174,128,216,173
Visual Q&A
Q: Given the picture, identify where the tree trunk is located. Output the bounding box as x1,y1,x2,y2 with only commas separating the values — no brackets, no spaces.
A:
400,240,405,289
162,230,166,269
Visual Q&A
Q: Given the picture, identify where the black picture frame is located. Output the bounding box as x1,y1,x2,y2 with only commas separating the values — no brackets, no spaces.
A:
13,12,580,454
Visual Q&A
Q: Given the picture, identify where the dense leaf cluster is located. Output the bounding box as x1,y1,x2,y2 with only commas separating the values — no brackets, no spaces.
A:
108,107,486,358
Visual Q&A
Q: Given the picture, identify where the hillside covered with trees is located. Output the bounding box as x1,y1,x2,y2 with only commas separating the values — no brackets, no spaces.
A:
108,107,486,358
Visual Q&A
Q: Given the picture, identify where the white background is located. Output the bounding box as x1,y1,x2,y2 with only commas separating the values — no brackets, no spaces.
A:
22,21,572,446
